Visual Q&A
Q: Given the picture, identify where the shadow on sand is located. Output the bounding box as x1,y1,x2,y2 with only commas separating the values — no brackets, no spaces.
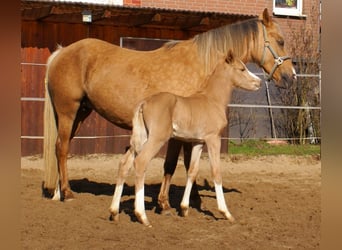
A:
69,178,241,221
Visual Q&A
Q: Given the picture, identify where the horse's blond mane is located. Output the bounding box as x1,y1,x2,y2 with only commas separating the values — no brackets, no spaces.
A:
193,18,260,74
163,40,180,49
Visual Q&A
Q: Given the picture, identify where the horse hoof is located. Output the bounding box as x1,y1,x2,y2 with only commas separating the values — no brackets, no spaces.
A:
144,221,152,228
221,211,235,222
227,215,235,223
158,200,171,212
109,213,119,222
139,217,152,227
63,195,74,202
135,212,152,227
181,207,189,217
61,190,74,201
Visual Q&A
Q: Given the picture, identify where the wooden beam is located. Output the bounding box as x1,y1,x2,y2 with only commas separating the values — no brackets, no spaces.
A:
21,5,52,21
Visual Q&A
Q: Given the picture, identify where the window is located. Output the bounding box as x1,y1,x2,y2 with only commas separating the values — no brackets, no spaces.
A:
273,0,303,17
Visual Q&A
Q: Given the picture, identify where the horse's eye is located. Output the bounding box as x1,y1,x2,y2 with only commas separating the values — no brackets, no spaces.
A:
277,39,284,46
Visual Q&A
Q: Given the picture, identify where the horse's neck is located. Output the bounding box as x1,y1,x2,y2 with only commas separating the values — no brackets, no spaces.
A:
231,41,255,64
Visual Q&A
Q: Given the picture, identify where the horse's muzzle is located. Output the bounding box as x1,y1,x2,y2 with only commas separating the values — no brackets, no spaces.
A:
276,73,297,89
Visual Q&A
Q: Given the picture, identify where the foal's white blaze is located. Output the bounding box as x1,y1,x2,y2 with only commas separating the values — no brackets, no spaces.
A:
247,67,260,81
245,67,261,90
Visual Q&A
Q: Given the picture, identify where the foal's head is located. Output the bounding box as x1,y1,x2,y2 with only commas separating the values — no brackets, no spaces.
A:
220,50,261,91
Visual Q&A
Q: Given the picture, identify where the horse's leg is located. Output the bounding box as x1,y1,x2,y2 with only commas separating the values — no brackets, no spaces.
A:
206,137,234,222
158,138,183,213
55,114,76,200
135,138,166,227
183,142,201,207
55,101,91,201
180,143,203,217
109,149,135,221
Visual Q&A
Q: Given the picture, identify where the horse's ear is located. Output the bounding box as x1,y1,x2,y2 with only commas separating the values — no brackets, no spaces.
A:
260,8,271,26
226,50,234,64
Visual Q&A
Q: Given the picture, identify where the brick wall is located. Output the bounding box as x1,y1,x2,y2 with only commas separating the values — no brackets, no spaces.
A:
124,0,141,6
141,0,271,16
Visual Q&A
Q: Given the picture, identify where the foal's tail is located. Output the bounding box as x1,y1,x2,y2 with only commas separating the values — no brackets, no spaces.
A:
130,102,148,153
42,47,62,197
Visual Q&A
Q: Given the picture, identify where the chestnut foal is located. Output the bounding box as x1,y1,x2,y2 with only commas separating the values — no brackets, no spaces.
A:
109,51,261,227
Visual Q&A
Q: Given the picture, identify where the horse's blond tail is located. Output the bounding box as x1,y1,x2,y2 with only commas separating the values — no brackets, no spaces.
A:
130,103,148,153
42,47,62,195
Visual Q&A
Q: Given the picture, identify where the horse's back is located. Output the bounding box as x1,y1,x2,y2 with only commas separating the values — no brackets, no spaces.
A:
45,37,206,128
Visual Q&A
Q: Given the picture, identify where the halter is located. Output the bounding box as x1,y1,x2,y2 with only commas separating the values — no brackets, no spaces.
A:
260,24,292,81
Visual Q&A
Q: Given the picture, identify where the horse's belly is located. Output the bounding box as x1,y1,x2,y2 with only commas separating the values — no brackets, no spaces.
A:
86,76,204,129
172,122,205,142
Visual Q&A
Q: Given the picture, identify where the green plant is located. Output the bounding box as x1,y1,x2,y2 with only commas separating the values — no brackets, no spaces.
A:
228,139,320,156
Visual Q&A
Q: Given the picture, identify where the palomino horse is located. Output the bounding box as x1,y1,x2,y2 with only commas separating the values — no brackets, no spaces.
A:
42,8,295,202
109,51,261,226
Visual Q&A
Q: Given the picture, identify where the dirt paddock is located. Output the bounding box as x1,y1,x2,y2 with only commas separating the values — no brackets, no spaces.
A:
21,154,321,249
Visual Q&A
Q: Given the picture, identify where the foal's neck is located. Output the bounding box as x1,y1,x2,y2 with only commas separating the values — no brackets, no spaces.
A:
201,71,233,109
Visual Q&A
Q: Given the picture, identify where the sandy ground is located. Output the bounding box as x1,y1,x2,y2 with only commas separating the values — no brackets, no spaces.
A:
21,154,321,249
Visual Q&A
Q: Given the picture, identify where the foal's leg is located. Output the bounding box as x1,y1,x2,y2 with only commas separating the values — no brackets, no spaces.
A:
135,138,166,227
109,149,135,221
206,137,234,222
183,142,201,207
158,138,183,212
180,143,203,217
158,139,201,213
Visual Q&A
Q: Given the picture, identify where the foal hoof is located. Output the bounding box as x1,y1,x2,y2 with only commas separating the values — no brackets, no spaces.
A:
109,212,120,222
180,206,189,217
62,190,74,201
221,211,235,222
227,215,235,223
158,200,171,211
134,211,152,228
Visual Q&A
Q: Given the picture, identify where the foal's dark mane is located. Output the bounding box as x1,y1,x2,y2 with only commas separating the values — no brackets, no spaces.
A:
163,18,260,74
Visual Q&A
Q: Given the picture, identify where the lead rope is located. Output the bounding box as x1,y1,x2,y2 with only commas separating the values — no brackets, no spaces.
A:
263,75,277,139
260,23,292,139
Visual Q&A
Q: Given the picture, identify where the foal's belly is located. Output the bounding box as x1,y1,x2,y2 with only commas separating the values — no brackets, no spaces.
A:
172,122,205,142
